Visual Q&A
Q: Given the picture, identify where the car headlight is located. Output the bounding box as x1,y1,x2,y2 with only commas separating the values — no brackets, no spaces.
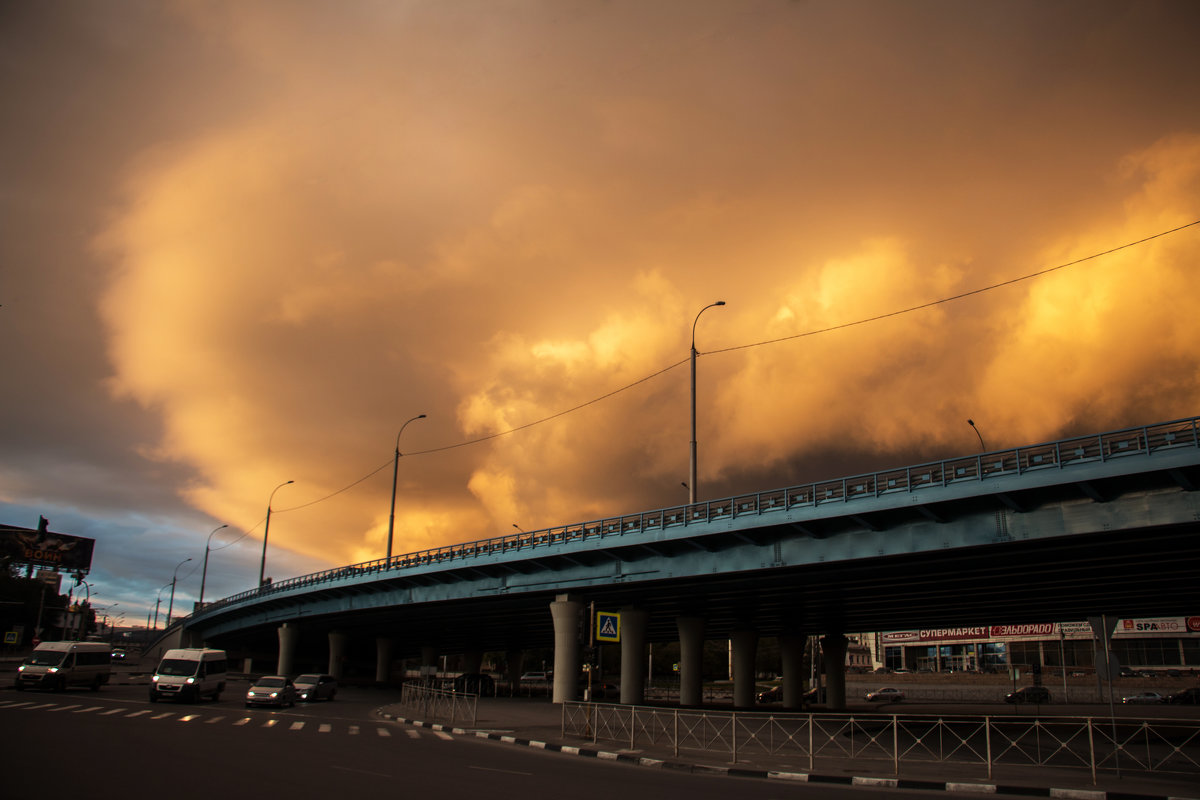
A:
48,667,59,674
152,675,160,682
269,691,278,698
17,665,26,672
185,677,195,684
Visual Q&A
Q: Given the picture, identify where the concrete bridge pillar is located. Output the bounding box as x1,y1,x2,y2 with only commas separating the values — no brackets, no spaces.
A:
328,631,348,678
277,623,298,676
780,632,806,709
618,607,649,705
549,594,583,703
421,645,437,679
375,637,394,684
676,615,705,706
731,629,758,708
505,650,524,696
822,633,849,711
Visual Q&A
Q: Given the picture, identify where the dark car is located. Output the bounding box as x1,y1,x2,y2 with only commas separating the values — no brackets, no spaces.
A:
452,673,496,696
756,685,782,704
245,675,296,708
294,673,337,702
1166,687,1200,705
1005,686,1051,704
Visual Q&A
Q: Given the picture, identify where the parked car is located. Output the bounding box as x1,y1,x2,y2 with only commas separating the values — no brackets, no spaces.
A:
110,648,127,662
293,673,337,702
519,671,550,683
865,687,905,702
756,685,782,704
1167,687,1200,705
245,675,296,708
452,673,496,696
1121,691,1165,704
803,686,826,704
1005,686,1051,704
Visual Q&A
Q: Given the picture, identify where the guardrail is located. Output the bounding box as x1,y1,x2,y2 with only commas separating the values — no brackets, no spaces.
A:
561,702,1200,783
399,682,478,726
195,416,1200,616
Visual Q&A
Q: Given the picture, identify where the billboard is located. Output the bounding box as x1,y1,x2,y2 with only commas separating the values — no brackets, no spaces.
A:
0,519,95,573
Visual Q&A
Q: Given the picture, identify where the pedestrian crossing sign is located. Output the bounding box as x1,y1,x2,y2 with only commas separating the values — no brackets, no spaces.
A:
596,611,620,643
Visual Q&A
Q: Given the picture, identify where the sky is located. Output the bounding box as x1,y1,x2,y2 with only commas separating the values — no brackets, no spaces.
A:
3,0,1200,627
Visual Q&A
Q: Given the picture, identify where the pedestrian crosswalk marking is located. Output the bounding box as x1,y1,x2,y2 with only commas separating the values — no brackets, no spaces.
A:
405,729,419,739
348,725,360,735
434,731,453,741
318,724,332,733
377,727,391,737
180,714,201,722
263,719,278,728
100,708,126,715
126,710,152,717
289,721,305,731
233,718,251,726
206,716,225,724
49,704,82,712
151,712,173,719
74,706,104,713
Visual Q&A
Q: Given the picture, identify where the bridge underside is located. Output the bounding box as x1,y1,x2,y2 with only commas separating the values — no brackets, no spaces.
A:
205,518,1198,660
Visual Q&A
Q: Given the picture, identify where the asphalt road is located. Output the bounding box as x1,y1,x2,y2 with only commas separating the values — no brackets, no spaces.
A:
0,683,910,800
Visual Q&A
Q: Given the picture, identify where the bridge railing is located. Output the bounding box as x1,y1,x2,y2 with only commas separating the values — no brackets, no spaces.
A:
561,702,1200,782
195,416,1199,616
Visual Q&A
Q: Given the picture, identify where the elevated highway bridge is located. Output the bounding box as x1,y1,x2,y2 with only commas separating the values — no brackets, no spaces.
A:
184,416,1200,709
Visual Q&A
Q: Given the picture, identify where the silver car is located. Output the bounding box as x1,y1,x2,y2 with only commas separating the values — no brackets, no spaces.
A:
245,675,296,708
294,673,337,702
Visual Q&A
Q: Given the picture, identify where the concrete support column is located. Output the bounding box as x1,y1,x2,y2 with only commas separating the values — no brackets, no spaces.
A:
619,607,649,705
375,637,394,684
277,623,298,677
462,649,484,676
328,631,349,678
421,645,437,679
549,594,583,703
822,633,850,711
780,632,806,709
731,630,758,708
505,650,523,696
676,616,705,706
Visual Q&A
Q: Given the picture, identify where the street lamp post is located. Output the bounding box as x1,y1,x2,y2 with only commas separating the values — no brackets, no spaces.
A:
259,480,294,587
198,524,228,607
153,583,171,629
166,559,191,627
968,419,987,452
689,301,726,504
387,414,426,562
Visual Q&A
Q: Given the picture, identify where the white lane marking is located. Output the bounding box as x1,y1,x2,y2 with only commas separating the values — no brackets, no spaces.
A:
467,766,534,776
331,765,391,779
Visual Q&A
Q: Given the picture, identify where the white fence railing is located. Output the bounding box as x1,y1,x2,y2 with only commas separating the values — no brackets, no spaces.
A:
562,703,1200,783
399,683,478,726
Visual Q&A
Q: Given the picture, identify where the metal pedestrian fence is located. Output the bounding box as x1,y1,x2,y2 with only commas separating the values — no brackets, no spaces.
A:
561,703,1200,784
400,682,479,726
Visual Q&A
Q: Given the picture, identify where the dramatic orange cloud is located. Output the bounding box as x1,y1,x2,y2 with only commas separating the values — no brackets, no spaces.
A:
5,2,1199,607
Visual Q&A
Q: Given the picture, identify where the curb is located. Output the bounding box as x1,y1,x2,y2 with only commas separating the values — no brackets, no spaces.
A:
376,710,1199,800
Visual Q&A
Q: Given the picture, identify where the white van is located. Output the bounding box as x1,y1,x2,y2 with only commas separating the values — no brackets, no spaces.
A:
15,641,112,691
149,648,228,702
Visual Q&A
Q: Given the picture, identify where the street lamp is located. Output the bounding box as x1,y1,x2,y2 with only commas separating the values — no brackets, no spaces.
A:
387,414,426,562
259,480,294,587
75,579,92,641
166,560,190,627
689,300,726,504
153,583,171,629
198,524,229,607
968,419,987,452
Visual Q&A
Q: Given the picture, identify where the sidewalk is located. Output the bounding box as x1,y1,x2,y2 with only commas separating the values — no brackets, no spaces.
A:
378,696,1200,799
